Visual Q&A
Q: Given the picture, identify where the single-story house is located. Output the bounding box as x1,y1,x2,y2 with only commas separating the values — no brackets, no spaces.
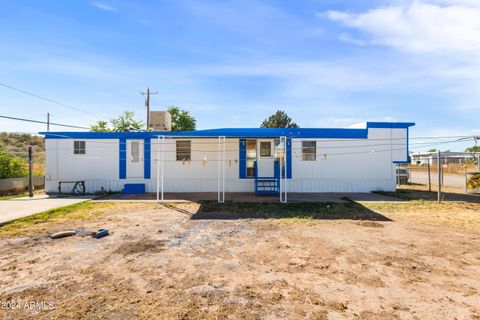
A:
411,151,480,165
41,121,414,202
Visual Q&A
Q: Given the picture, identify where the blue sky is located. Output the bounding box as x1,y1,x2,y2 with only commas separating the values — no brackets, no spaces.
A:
0,0,479,151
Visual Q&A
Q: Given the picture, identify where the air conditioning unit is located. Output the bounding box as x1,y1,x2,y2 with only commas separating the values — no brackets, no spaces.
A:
149,111,172,131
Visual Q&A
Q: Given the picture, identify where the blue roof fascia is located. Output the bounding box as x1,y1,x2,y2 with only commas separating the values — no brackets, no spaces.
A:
40,129,367,139
366,122,415,129
39,122,415,140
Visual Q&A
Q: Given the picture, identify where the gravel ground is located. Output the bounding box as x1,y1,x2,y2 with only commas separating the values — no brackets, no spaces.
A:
0,202,479,319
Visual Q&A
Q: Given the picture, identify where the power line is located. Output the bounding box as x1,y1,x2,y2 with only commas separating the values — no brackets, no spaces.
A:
0,82,102,118
0,115,89,130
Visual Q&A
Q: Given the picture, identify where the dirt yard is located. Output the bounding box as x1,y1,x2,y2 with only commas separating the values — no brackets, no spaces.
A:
0,201,479,319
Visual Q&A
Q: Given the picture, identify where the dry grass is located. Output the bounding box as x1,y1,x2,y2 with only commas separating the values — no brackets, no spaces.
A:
363,200,480,233
0,201,114,238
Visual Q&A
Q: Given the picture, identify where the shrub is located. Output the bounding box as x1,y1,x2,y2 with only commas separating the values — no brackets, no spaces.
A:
0,149,27,179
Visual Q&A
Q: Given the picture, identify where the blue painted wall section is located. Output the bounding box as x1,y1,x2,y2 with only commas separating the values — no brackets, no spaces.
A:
119,138,126,179
239,139,247,179
144,138,151,179
287,138,292,179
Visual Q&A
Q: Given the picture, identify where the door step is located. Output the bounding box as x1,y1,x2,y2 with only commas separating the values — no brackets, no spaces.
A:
255,177,279,196
122,183,145,194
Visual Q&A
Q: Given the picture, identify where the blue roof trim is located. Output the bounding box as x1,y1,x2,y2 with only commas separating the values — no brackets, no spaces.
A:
40,122,415,139
367,122,415,129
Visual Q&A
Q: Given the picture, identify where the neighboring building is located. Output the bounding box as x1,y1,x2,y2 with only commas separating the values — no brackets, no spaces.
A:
411,151,480,165
41,121,414,201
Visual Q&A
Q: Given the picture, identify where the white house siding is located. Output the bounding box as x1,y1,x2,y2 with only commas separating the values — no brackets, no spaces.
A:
288,128,406,192
45,139,121,193
44,127,409,194
145,138,253,193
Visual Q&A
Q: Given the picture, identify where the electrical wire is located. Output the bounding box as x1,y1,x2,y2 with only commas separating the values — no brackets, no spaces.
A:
0,115,89,129
0,82,103,118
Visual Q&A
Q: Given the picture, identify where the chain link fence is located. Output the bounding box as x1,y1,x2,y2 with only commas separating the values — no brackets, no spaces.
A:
397,153,480,203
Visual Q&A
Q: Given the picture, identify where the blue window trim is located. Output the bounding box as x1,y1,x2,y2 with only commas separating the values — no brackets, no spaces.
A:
144,138,151,179
119,138,126,179
286,138,292,179
239,139,248,179
239,138,292,179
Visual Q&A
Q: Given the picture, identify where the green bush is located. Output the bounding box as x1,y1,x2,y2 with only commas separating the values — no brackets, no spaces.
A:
0,149,27,179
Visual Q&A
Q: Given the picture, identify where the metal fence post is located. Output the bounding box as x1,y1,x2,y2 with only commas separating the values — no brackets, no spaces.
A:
437,150,441,203
396,164,399,187
427,158,431,192
28,146,33,198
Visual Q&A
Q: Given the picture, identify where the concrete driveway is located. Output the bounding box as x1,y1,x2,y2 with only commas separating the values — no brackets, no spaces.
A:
0,195,95,225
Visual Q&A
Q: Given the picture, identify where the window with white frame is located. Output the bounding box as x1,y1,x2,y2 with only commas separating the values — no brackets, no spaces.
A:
302,141,316,161
74,141,86,155
131,141,140,162
176,140,191,161
259,141,272,157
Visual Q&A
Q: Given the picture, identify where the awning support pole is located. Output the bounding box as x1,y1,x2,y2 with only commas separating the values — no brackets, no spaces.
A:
156,136,165,203
217,136,226,203
280,136,287,203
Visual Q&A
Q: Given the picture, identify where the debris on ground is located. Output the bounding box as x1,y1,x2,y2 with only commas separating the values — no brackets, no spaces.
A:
93,228,109,239
50,228,109,239
50,230,76,239
75,229,96,237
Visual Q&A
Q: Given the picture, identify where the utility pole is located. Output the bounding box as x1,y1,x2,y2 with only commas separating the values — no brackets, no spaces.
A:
47,113,50,132
28,146,33,198
140,87,158,129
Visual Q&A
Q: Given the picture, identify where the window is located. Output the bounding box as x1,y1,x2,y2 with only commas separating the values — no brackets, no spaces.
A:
246,140,256,177
274,139,286,178
176,140,191,161
74,141,85,155
260,141,271,157
131,141,140,162
302,141,316,161
274,139,284,159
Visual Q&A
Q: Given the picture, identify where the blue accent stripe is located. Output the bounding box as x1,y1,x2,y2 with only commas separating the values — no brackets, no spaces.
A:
40,122,415,140
119,138,126,179
366,122,415,129
144,138,151,179
239,139,247,179
287,138,292,179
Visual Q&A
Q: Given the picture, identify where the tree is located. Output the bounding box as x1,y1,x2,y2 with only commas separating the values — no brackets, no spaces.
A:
427,148,437,152
167,106,196,131
91,111,146,132
465,146,480,153
90,120,111,132
0,149,27,179
260,110,299,128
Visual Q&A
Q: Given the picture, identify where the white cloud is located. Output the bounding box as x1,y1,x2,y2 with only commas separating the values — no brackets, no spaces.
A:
325,1,480,54
90,2,117,12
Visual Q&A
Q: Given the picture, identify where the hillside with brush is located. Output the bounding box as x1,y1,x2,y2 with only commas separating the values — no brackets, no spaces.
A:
0,133,45,177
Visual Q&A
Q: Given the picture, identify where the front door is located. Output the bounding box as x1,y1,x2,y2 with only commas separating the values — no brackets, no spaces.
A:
256,139,274,177
126,139,144,178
